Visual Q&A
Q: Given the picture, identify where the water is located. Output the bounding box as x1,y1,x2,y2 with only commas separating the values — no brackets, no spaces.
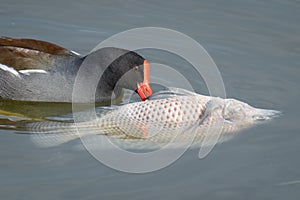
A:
1,0,300,199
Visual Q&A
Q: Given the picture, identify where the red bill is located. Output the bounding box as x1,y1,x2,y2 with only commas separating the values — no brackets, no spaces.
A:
137,60,152,101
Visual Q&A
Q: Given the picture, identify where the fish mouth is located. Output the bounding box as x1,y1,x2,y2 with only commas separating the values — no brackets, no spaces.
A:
252,109,282,122
136,60,152,100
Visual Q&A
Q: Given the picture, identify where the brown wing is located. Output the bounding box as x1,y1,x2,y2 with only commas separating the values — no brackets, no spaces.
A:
0,36,79,70
0,36,77,55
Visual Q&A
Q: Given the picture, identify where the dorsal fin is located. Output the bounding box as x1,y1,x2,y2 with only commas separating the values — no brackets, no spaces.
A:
0,36,80,70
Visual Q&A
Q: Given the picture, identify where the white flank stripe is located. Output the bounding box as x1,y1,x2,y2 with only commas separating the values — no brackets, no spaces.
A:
19,69,47,75
71,50,80,55
0,63,20,78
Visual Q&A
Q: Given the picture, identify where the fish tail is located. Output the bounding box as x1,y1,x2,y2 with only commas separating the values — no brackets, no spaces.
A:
25,121,77,148
26,120,100,148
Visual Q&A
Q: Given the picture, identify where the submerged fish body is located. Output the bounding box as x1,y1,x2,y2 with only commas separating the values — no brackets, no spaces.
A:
28,88,280,149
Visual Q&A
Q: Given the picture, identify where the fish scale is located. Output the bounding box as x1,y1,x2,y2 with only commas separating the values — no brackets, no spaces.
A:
28,89,280,149
94,95,210,140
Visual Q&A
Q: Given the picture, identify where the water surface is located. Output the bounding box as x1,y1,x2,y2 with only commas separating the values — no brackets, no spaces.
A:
0,0,300,199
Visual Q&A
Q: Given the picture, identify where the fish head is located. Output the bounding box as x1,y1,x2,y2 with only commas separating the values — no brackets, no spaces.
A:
222,98,281,128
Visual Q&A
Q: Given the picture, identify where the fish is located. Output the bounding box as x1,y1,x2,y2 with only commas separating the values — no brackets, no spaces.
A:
27,88,281,151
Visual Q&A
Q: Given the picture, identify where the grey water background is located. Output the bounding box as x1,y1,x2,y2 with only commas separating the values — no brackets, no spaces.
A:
0,0,300,199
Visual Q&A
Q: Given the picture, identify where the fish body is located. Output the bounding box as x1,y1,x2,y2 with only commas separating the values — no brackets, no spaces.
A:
96,95,209,138
28,88,280,148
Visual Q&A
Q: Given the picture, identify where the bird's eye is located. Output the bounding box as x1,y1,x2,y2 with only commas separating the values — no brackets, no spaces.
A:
133,66,139,71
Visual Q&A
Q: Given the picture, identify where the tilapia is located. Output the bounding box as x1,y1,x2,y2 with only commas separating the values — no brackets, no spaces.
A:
28,88,280,150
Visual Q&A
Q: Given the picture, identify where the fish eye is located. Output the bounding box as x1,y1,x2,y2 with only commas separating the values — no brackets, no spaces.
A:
223,100,246,121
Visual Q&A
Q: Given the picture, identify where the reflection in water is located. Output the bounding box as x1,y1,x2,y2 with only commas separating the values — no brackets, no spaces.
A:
0,100,74,119
0,89,127,125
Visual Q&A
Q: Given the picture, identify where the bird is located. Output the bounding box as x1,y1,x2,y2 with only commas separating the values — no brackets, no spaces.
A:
0,36,152,103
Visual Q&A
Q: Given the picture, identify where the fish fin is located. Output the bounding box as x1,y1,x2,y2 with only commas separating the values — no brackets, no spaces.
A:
26,121,76,132
26,120,100,148
96,106,118,117
149,87,198,100
197,98,225,158
26,121,77,147
68,106,117,122
185,98,224,130
166,87,198,96
30,131,79,148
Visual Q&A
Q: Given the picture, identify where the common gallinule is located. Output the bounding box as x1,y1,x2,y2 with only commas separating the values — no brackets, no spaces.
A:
0,36,152,103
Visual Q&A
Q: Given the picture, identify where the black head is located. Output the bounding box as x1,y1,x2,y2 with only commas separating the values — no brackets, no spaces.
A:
86,47,152,101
